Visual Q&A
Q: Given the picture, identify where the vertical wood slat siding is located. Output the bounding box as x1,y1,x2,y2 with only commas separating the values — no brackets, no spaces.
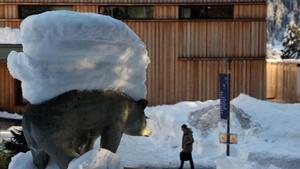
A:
266,62,276,99
153,6,178,19
0,0,267,3
0,20,21,28
234,4,266,19
177,21,265,58
0,62,25,113
0,5,18,19
175,60,265,102
125,21,265,104
0,2,267,108
266,62,298,103
0,20,266,108
73,5,99,13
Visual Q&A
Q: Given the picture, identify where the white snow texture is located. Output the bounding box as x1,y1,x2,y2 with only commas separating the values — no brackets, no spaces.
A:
8,94,300,169
68,149,122,169
0,111,22,120
7,11,150,104
8,148,122,169
0,27,20,44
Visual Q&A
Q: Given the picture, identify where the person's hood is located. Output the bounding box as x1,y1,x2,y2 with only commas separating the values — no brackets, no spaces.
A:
184,128,193,135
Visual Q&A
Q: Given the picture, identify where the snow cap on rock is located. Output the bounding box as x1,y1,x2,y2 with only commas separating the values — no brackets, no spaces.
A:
7,11,150,104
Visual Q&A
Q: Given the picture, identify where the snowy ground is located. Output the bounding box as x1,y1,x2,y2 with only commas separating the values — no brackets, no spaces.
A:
4,94,300,169
0,112,22,142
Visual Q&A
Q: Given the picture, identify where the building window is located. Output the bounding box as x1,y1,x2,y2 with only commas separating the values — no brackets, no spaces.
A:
18,6,73,19
99,6,153,19
179,5,234,19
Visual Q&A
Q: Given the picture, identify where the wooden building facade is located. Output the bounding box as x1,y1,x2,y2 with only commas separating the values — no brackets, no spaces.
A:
0,0,267,113
266,61,300,103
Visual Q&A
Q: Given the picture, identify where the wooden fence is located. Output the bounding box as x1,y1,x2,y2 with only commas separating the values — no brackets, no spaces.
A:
266,62,300,103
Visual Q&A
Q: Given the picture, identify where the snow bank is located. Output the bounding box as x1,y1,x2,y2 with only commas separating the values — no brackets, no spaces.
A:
7,94,300,168
216,157,282,169
68,149,122,169
0,27,20,44
116,94,300,168
232,94,300,158
267,42,283,60
0,111,22,120
267,58,300,64
9,149,122,169
7,11,150,104
8,151,60,169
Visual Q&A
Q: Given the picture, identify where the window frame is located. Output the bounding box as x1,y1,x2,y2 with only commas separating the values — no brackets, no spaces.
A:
179,5,234,20
99,5,154,20
18,5,73,19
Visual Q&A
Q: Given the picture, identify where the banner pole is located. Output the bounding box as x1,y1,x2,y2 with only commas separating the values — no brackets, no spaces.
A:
226,73,230,156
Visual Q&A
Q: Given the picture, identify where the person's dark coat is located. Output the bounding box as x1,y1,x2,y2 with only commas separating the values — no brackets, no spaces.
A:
181,128,194,153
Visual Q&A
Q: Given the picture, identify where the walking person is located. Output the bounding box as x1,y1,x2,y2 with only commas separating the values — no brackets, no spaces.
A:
178,124,195,169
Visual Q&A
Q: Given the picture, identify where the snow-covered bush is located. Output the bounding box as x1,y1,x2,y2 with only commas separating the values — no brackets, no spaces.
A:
0,129,28,169
267,0,300,44
281,24,300,59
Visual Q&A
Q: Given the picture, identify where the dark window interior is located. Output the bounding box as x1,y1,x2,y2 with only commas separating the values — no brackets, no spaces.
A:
18,5,72,19
100,6,153,19
15,80,28,105
180,5,234,19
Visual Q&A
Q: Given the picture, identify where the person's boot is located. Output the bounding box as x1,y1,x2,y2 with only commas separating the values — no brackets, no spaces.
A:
178,160,184,169
189,159,195,169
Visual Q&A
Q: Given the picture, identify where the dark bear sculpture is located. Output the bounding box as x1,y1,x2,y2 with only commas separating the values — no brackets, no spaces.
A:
22,90,151,169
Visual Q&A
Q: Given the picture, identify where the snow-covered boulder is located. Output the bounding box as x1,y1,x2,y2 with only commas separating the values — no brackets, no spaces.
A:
7,11,150,104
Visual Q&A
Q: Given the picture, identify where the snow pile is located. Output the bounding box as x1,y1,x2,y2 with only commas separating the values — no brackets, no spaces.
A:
0,27,20,44
231,94,300,158
8,149,122,169
8,94,300,169
7,11,150,104
68,149,122,169
116,94,300,168
8,151,59,169
187,104,263,143
267,42,283,60
0,111,22,120
216,157,281,169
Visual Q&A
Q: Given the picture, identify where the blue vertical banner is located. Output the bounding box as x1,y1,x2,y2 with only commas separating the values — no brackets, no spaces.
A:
220,74,229,119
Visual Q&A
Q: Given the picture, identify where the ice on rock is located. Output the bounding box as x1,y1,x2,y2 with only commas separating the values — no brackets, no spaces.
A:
7,11,150,104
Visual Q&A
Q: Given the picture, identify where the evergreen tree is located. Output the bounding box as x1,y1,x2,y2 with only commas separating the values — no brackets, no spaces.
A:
4,129,28,156
281,24,300,59
0,129,29,169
